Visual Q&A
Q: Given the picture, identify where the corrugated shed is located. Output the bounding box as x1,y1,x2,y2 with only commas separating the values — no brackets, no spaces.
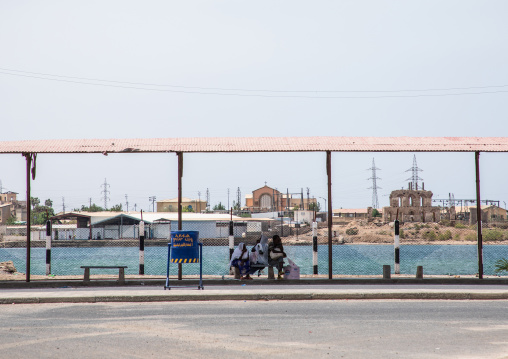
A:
0,136,508,154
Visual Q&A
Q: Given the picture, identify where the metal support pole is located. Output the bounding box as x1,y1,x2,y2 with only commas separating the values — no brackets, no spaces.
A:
394,219,400,274
475,151,483,279
177,152,183,280
24,153,32,282
312,221,318,275
326,151,333,280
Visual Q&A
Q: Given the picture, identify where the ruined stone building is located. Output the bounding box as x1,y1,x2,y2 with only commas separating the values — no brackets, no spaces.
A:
382,184,444,223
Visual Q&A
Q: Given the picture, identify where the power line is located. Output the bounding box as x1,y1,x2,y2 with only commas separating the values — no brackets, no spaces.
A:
1,68,508,99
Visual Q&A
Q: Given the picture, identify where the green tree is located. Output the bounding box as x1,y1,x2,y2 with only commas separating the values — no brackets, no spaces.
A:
30,198,55,225
44,199,53,207
372,209,381,217
79,203,104,212
6,215,18,225
109,204,123,212
182,205,194,212
308,202,321,212
213,202,226,211
30,196,40,209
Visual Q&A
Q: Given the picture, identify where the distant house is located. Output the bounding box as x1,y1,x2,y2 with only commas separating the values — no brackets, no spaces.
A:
49,211,259,240
244,184,317,213
0,191,26,224
156,198,207,213
332,208,369,222
456,205,507,225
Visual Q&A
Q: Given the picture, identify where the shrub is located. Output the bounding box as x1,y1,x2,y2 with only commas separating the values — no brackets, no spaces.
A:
454,233,461,240
483,229,505,241
454,222,467,229
440,219,451,227
438,230,452,241
465,233,477,241
422,231,437,241
494,258,508,273
346,227,359,235
399,229,405,239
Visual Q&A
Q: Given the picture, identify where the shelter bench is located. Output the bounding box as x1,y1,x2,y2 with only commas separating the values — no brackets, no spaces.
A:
233,263,278,280
80,266,128,284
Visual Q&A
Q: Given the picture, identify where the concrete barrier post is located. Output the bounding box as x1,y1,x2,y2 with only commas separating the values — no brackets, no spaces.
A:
383,265,391,279
139,221,145,275
416,266,423,279
394,220,400,274
312,221,318,274
45,220,52,275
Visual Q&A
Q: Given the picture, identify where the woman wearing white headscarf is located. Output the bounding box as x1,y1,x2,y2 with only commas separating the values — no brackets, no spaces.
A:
230,242,252,280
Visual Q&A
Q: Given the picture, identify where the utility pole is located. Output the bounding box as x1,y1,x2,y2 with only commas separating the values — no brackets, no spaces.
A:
134,203,137,211
0,179,3,193
149,196,156,212
62,197,65,214
206,188,210,212
125,194,129,212
89,198,92,209
236,187,241,212
101,178,110,210
227,188,230,210
307,187,310,210
368,158,381,209
198,191,201,212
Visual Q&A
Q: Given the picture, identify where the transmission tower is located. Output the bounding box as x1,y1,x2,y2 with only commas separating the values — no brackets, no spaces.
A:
101,178,110,209
405,155,423,190
0,180,3,193
125,194,129,212
367,158,381,209
62,197,66,214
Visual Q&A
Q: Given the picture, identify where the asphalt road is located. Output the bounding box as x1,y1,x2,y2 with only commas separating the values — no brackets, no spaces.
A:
1,300,507,358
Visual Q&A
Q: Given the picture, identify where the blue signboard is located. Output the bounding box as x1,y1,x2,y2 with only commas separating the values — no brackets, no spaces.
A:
170,231,199,263
165,230,203,290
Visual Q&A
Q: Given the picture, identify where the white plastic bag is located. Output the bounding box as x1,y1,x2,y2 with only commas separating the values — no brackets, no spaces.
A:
283,258,300,280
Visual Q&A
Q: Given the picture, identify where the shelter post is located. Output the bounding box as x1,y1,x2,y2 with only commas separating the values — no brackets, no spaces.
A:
326,151,333,279
475,151,483,279
177,152,183,280
23,153,32,282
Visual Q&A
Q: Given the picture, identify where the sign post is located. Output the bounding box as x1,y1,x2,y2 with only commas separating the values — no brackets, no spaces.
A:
165,230,203,290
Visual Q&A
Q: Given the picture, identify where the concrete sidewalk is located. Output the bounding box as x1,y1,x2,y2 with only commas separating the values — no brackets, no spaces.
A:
1,279,508,304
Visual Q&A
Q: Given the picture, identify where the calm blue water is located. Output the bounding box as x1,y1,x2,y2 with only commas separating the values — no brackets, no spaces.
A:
1,245,507,276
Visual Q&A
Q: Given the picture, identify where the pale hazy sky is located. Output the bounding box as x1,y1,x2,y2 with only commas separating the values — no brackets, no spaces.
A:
1,1,507,212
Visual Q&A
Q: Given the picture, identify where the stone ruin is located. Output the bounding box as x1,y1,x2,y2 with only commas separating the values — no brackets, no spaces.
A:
382,183,448,223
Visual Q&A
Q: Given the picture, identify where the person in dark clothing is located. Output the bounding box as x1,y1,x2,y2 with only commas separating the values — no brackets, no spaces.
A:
268,234,286,279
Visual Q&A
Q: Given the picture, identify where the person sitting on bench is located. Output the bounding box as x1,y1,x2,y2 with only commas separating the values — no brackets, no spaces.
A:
230,242,252,280
268,235,287,279
248,235,269,276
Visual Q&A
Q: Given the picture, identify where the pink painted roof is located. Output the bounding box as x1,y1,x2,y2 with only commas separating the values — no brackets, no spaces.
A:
0,137,507,154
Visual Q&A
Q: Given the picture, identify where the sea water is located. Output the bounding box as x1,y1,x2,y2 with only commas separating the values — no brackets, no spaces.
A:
1,244,507,276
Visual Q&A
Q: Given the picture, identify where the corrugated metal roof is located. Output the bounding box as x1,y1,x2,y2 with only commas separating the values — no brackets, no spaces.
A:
0,137,508,154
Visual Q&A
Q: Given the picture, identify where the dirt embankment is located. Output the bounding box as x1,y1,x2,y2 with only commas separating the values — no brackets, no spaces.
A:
282,220,508,245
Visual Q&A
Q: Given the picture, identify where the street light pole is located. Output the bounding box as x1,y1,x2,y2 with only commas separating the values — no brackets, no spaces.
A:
319,196,327,213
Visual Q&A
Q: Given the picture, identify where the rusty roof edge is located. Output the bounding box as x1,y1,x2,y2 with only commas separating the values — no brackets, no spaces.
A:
0,136,507,154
